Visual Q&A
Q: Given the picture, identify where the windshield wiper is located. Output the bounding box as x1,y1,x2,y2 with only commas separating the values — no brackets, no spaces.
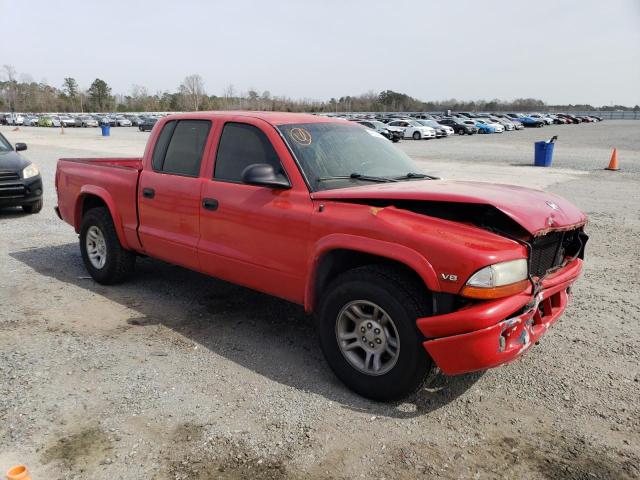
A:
393,172,440,180
317,173,398,183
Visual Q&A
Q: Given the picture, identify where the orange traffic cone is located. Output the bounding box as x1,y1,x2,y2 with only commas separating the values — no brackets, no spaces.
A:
6,465,31,480
605,148,619,171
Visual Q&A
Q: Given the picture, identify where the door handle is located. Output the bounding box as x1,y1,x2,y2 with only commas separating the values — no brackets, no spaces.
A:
142,188,155,199
202,198,219,211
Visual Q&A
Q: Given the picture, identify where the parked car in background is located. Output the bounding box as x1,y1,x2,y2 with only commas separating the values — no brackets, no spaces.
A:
0,132,43,213
77,115,99,127
504,113,544,128
556,113,580,124
475,120,498,134
529,113,553,125
6,113,25,126
37,116,53,127
477,117,508,132
414,119,453,137
355,120,401,142
387,119,436,140
114,115,132,127
438,118,478,135
59,116,77,128
23,115,39,126
138,117,158,132
486,116,516,131
125,115,143,126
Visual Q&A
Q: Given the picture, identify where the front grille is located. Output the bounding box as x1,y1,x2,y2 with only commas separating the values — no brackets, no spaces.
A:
530,232,564,277
0,184,26,198
0,171,20,182
529,229,585,278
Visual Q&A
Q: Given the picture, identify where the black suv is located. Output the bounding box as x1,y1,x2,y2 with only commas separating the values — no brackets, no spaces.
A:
0,132,43,213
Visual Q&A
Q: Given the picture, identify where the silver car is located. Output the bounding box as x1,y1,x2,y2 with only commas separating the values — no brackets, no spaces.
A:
77,115,99,127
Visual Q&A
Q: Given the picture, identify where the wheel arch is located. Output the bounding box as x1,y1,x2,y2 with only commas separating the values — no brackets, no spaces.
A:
304,235,441,313
74,186,129,249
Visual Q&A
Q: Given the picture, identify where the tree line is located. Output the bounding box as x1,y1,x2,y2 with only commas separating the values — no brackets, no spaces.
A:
1,65,638,114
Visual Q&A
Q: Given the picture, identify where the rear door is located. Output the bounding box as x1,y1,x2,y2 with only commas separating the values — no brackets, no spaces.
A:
138,119,212,270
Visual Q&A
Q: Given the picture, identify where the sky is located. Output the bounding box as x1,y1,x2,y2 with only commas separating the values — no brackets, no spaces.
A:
1,0,639,106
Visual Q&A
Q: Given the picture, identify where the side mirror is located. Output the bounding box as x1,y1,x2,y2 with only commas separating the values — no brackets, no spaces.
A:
15,143,27,152
241,163,291,189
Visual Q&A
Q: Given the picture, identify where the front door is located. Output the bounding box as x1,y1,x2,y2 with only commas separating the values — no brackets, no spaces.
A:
198,120,313,303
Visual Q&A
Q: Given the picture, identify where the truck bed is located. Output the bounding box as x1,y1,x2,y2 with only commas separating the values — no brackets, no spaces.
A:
58,157,143,171
56,157,143,250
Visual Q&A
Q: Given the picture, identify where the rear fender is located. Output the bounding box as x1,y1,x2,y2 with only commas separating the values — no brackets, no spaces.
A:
304,233,441,313
75,185,130,249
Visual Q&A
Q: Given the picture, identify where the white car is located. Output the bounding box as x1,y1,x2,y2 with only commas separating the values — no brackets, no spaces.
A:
115,116,132,127
476,119,505,133
6,113,25,125
387,119,436,140
529,113,553,125
416,119,454,137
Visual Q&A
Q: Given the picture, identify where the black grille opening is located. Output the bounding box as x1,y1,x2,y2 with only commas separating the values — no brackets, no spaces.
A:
0,171,20,181
529,229,585,278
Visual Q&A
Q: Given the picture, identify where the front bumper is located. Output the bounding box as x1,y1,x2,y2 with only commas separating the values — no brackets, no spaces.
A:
417,259,583,375
0,176,43,207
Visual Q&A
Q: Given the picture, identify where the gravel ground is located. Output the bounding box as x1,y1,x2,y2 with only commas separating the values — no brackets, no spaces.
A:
1,123,639,479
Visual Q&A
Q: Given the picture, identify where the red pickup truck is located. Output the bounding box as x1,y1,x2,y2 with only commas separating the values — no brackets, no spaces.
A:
55,112,588,400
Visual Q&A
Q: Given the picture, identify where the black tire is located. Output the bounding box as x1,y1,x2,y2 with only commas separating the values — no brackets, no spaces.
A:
317,265,433,401
412,131,421,140
457,129,465,135
80,207,136,285
22,199,43,214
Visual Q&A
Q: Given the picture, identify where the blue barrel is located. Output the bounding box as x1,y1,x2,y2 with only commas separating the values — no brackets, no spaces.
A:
534,141,554,167
100,124,111,137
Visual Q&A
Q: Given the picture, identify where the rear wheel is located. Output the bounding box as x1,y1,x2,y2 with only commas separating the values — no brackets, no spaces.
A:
317,265,432,401
80,207,136,284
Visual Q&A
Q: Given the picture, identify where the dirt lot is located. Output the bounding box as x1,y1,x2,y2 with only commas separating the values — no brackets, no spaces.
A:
1,122,639,479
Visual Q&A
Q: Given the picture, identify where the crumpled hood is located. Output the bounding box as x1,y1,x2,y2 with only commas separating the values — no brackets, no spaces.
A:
311,180,587,236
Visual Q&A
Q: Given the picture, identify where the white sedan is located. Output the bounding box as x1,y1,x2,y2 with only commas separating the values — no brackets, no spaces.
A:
387,120,436,140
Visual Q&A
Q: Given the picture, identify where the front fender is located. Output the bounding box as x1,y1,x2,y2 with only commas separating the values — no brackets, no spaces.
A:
75,185,130,250
304,233,441,313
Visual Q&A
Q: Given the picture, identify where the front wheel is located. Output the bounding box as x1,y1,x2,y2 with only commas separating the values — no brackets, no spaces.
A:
80,207,136,284
317,266,432,401
412,131,421,140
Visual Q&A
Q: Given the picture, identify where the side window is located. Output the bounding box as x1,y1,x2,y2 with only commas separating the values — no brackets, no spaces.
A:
152,120,211,176
152,121,176,170
214,122,282,183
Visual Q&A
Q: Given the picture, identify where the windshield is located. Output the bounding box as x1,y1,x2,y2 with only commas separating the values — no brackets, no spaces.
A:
0,133,12,152
278,122,422,192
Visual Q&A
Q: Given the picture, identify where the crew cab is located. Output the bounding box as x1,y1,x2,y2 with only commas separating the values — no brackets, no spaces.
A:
55,112,587,401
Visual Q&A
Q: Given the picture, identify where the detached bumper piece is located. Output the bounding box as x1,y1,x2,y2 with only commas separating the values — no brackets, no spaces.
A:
417,259,582,375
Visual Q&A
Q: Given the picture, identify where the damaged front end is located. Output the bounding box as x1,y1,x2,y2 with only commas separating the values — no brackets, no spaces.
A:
341,198,588,375
417,257,583,374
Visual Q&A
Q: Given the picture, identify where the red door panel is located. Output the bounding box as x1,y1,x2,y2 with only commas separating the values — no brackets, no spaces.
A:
198,183,313,303
138,170,202,270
